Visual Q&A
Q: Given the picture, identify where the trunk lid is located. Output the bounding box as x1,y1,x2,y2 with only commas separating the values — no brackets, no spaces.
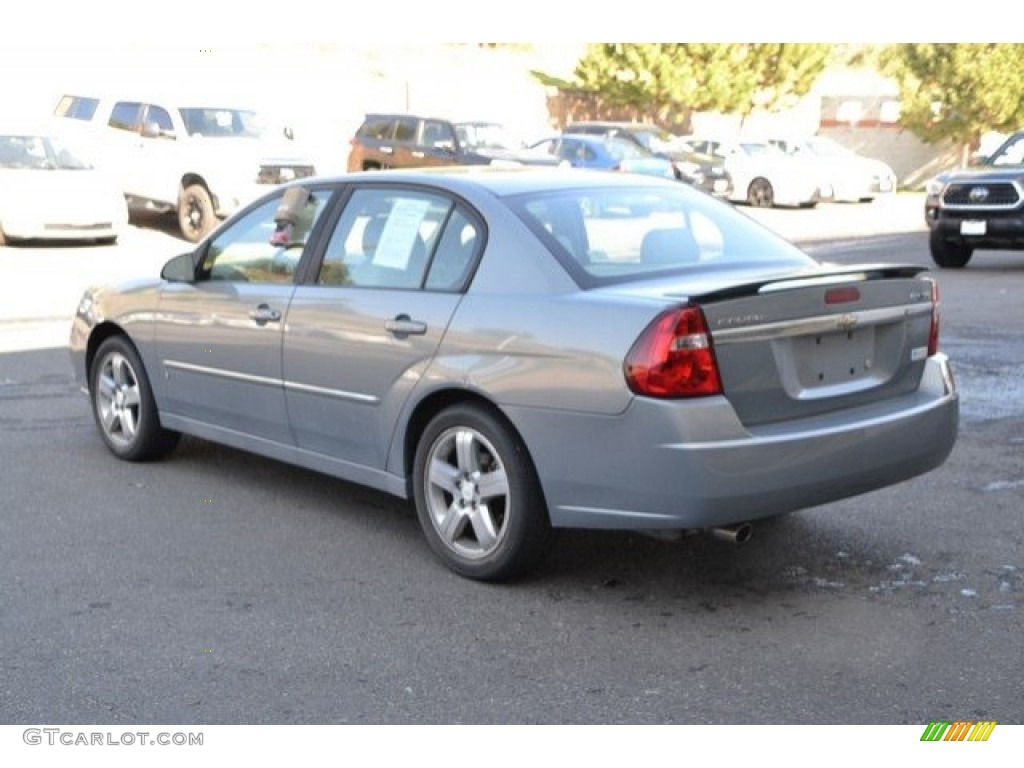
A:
612,263,936,426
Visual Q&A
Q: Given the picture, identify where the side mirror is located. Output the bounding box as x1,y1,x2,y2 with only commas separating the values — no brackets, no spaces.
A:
161,252,197,282
141,121,174,140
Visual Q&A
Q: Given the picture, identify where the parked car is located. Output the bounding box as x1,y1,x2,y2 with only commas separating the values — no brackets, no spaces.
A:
0,123,128,246
70,169,958,581
679,136,827,208
347,113,559,172
564,120,732,197
529,135,675,178
767,135,897,202
53,92,316,242
924,129,1024,268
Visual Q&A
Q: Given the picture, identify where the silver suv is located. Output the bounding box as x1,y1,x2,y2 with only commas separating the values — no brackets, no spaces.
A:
55,93,316,242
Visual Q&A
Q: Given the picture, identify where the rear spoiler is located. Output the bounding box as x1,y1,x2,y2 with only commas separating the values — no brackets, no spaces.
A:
682,263,928,303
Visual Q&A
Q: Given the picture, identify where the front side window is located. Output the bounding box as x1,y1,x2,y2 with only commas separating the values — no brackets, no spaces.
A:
143,105,175,134
178,107,263,138
509,185,813,287
199,190,330,284
394,118,418,143
422,120,456,149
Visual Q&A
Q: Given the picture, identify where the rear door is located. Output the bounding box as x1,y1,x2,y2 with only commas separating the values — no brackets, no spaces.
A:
386,116,421,169
282,184,482,470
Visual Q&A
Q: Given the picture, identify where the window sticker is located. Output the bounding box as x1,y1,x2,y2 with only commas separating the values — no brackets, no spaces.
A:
374,198,430,269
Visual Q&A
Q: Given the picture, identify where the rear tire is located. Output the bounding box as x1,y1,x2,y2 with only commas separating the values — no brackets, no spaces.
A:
929,229,974,268
747,178,775,208
413,404,553,582
90,336,180,461
177,183,216,243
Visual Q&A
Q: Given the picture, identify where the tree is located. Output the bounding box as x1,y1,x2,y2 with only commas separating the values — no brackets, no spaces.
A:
561,43,832,127
882,44,1024,160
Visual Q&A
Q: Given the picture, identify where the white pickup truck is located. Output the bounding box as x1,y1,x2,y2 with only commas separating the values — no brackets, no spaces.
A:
55,92,316,242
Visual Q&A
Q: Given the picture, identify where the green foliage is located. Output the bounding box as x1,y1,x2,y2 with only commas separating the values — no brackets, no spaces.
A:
882,44,1024,148
568,43,832,121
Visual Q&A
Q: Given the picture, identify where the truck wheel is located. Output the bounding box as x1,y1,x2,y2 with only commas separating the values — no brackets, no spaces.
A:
177,183,216,243
929,230,973,268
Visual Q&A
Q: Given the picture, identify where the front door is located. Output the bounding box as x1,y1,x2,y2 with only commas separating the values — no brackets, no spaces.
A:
155,189,333,443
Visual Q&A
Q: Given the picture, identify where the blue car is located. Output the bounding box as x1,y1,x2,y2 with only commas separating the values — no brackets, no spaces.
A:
530,134,676,179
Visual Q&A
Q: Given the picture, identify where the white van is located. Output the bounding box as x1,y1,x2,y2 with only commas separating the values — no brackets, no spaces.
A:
55,93,316,242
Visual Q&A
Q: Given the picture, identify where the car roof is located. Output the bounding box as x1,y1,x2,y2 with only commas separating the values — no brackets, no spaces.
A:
292,167,675,198
566,121,660,131
559,133,637,146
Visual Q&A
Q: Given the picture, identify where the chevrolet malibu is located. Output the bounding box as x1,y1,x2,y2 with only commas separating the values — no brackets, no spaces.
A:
69,169,958,581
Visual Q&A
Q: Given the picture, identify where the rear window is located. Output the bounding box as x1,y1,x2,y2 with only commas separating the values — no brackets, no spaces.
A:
508,185,813,287
358,116,397,140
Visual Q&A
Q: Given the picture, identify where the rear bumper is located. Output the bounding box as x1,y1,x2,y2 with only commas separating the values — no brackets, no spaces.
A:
512,354,958,530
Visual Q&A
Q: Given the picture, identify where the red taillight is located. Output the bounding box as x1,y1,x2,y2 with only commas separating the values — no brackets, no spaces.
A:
926,276,940,356
624,306,723,397
825,286,861,304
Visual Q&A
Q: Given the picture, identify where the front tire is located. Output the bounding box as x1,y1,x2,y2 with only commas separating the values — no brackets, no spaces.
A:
747,178,775,208
929,229,974,268
413,404,553,581
90,336,179,461
177,182,217,243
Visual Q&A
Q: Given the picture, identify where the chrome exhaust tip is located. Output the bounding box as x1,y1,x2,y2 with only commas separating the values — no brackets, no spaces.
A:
710,523,753,544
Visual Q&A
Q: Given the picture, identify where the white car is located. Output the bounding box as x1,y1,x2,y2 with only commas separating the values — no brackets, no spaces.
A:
769,136,897,203
0,124,128,246
679,136,826,208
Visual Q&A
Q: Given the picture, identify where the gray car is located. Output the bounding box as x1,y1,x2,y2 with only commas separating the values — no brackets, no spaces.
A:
69,169,959,581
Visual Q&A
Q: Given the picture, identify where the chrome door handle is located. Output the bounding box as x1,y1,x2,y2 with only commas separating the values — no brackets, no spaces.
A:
249,304,282,325
385,315,427,337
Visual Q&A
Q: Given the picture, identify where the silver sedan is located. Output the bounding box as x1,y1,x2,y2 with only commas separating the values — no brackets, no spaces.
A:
70,169,959,581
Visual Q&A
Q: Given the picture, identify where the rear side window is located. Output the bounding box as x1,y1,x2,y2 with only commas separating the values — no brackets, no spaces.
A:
393,117,418,143
55,95,99,121
317,187,479,291
109,102,142,132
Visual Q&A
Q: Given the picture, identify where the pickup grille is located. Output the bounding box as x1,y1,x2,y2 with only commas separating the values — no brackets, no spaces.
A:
941,181,1021,208
257,164,316,185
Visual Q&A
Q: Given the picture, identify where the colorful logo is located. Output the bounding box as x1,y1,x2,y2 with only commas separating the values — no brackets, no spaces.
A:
921,721,997,742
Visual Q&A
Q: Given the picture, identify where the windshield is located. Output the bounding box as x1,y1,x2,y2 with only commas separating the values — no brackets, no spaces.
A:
508,184,813,288
804,137,853,157
633,127,677,153
604,139,649,160
454,122,518,150
989,133,1024,166
178,108,264,138
0,134,93,170
739,142,786,158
